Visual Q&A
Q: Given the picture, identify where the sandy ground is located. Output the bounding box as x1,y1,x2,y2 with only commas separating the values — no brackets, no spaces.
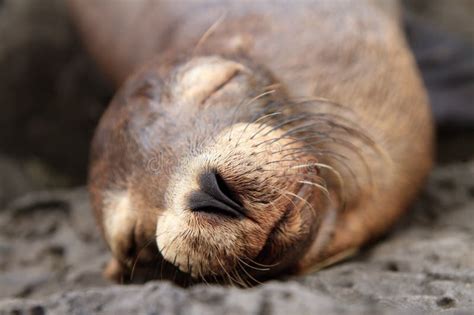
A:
0,162,472,314
0,0,473,314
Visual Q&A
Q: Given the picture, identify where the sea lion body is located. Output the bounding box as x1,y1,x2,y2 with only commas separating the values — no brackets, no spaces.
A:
69,0,434,284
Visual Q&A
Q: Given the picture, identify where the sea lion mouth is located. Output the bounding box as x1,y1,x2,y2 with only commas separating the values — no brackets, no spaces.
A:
181,183,316,285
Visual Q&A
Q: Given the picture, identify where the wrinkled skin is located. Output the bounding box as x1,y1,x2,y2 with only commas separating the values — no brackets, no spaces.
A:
70,0,434,285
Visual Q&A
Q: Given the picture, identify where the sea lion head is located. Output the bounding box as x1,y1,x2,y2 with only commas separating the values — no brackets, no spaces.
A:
90,56,331,285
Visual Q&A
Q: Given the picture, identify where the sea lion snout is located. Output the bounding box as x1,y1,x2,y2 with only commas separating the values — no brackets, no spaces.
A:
156,121,321,280
188,170,247,218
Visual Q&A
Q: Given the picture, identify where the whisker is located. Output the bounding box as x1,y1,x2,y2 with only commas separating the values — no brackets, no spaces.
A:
278,188,317,219
198,261,211,286
228,90,276,142
236,257,270,271
260,113,311,137
290,96,354,112
153,253,161,280
244,256,280,268
291,163,344,194
130,236,156,282
232,267,250,288
171,253,178,283
298,180,330,200
193,11,228,55
159,233,181,280
265,146,356,193
235,111,283,147
216,255,240,287
277,132,373,190
237,260,263,285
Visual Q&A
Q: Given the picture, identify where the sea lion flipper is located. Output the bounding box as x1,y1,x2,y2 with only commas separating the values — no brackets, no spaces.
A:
305,247,360,274
103,257,127,283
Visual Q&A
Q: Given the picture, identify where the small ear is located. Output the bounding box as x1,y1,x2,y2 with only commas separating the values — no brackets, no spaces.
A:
172,56,248,104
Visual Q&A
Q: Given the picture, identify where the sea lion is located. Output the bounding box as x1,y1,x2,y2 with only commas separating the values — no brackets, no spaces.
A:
68,0,434,285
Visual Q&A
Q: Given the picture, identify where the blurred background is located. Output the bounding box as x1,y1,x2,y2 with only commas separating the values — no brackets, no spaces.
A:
0,0,472,208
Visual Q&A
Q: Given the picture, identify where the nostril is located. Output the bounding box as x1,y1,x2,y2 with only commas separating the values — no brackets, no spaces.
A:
188,170,246,218
213,172,243,208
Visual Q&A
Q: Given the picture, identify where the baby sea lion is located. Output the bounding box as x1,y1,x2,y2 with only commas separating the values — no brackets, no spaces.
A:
69,0,434,285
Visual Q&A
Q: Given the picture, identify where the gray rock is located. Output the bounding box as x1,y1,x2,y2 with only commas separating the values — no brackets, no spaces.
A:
0,161,472,314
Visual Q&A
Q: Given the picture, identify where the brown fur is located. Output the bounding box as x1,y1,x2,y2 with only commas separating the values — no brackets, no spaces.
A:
69,0,434,285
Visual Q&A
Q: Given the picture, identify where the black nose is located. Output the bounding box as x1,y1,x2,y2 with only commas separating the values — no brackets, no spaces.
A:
188,170,246,218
